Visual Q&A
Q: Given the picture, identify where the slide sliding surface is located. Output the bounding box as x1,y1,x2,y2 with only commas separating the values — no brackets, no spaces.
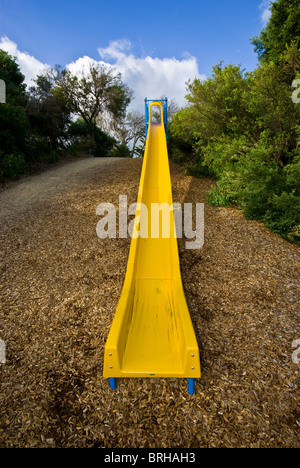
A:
103,102,201,384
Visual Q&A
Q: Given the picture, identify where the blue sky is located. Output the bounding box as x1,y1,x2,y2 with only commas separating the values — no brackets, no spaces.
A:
0,0,271,111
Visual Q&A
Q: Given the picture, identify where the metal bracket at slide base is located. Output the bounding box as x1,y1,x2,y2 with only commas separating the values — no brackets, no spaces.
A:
109,378,195,395
188,378,195,395
109,378,116,390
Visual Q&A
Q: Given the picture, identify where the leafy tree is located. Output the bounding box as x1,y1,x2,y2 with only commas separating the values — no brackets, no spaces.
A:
0,50,29,178
56,63,133,148
114,111,145,156
0,50,27,106
0,53,135,178
170,64,254,176
169,0,300,241
27,66,72,154
251,0,300,64
246,47,300,168
186,64,252,140
68,118,117,157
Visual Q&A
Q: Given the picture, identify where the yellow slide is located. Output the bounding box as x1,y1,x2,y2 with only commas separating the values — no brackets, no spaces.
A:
103,101,201,394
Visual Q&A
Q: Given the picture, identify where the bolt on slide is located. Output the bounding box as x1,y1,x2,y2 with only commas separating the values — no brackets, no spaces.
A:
103,99,201,395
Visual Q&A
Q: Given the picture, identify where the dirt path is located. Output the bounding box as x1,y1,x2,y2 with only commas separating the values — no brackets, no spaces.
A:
0,157,124,220
0,157,299,448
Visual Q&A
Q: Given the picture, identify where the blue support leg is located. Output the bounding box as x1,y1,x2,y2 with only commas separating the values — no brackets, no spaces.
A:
109,378,116,390
188,378,195,395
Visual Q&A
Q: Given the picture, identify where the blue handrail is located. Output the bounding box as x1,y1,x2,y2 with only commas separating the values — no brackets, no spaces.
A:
144,97,168,141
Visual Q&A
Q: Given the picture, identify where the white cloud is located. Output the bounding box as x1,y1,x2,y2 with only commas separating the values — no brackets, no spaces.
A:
67,39,205,112
66,55,107,77
0,36,49,86
0,36,205,112
98,39,205,111
259,0,272,26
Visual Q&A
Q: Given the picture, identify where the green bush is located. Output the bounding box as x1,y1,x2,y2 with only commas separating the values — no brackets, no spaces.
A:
68,118,117,157
206,143,300,241
169,31,300,243
111,144,132,158
206,177,237,207
264,191,300,238
0,153,27,179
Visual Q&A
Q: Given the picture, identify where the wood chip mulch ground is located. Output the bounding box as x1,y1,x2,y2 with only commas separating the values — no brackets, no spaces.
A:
0,157,299,448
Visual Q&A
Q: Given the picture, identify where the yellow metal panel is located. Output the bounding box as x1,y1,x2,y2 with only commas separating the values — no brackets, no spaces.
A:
103,102,201,380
